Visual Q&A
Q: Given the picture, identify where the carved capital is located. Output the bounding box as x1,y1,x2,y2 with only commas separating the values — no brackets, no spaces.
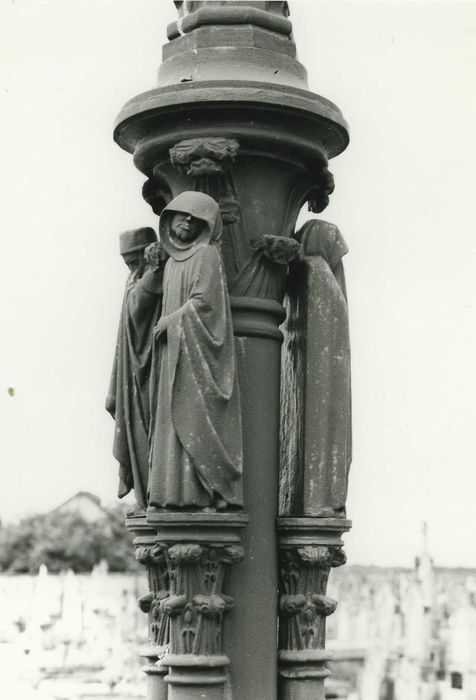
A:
145,511,248,676
279,544,343,653
277,518,350,664
169,137,239,177
135,542,165,566
163,542,243,657
126,518,171,653
307,165,335,214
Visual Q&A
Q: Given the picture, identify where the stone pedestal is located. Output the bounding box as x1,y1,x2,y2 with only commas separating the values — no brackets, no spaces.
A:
165,656,228,700
141,647,169,700
146,511,248,700
277,518,351,700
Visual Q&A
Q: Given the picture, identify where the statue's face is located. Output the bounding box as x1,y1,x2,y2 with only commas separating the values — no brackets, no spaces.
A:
122,251,143,273
170,212,204,242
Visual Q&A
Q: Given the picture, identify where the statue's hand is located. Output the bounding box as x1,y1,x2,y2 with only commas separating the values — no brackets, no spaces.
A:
153,317,167,341
145,241,168,271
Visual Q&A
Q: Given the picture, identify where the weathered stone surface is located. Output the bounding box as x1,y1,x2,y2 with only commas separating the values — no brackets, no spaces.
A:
113,3,351,699
277,518,350,700
280,220,352,519
147,192,243,511
143,512,248,700
126,516,169,700
106,229,166,509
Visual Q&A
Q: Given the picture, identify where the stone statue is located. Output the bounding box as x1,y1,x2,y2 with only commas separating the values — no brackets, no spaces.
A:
148,191,243,511
281,219,352,518
106,227,167,510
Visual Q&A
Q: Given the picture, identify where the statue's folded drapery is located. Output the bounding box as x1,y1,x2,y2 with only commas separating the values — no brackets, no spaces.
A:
107,267,163,508
148,192,243,509
281,219,351,518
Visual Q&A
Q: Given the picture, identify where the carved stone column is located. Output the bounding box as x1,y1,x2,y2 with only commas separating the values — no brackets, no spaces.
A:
125,515,169,700
113,4,351,700
146,511,248,700
277,518,350,700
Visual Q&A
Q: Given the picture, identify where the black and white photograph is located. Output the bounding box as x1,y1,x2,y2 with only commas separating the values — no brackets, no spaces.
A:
1,1,475,698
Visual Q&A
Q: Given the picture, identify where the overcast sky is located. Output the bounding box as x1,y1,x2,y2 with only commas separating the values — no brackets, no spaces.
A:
1,0,475,567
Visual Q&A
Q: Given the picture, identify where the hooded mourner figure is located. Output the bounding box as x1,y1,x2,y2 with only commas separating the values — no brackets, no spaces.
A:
106,227,165,510
148,191,243,510
281,219,351,518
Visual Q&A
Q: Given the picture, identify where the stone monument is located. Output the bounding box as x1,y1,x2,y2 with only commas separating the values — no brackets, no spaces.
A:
110,2,352,699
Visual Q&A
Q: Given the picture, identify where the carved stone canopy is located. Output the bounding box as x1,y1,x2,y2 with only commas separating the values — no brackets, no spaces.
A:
114,0,348,171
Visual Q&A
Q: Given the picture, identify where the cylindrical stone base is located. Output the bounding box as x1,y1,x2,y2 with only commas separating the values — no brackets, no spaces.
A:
141,650,168,700
279,650,332,700
165,655,228,700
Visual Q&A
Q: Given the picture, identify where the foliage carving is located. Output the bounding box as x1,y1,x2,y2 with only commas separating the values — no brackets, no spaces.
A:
135,543,170,649
160,543,243,657
170,138,239,177
278,545,344,652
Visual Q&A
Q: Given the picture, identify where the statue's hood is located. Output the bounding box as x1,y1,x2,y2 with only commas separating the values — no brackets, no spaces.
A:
299,220,348,270
159,191,222,261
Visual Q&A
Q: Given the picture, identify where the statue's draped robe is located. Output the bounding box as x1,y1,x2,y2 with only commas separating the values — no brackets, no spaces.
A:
106,269,163,508
148,244,243,508
281,220,351,517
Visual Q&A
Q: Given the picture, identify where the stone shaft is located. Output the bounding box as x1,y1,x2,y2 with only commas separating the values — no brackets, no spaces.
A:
224,303,285,699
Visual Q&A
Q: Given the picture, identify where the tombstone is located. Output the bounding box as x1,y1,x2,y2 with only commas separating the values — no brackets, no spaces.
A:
448,598,476,700
57,570,83,665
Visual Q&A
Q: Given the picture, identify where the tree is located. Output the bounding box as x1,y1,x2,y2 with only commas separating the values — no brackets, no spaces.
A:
0,506,139,573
